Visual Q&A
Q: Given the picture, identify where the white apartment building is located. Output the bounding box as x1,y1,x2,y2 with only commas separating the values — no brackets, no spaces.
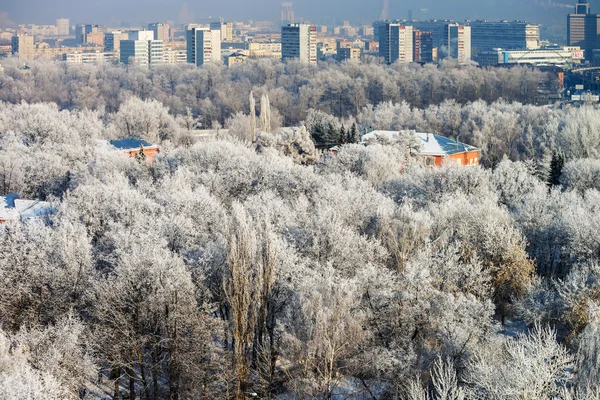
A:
63,52,113,64
186,27,222,66
377,22,413,64
445,24,471,64
120,39,164,67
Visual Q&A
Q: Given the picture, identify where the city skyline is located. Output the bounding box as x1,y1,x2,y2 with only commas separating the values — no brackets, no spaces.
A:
0,0,590,27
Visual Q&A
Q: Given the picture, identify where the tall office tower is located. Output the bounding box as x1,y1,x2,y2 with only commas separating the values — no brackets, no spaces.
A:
105,31,129,52
148,23,170,43
281,2,295,25
186,27,222,67
413,30,433,62
281,23,317,64
11,35,35,60
470,21,539,56
568,0,600,60
56,18,70,36
120,39,164,67
444,24,471,64
377,22,414,64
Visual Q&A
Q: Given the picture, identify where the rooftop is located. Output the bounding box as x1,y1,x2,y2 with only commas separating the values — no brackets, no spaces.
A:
362,130,478,156
0,194,53,222
103,138,160,152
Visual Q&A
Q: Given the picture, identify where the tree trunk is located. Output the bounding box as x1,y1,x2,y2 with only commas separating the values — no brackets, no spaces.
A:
127,367,136,400
112,367,121,399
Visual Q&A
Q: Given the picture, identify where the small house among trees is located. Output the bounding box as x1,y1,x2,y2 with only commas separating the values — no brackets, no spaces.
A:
362,130,480,166
100,138,161,163
0,194,53,224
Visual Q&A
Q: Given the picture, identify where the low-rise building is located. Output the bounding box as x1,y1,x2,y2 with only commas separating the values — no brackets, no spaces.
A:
99,138,161,163
63,52,114,64
362,130,479,166
481,46,584,67
0,194,53,224
224,51,248,67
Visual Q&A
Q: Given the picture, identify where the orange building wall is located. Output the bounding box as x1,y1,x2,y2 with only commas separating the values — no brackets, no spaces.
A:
125,147,160,164
433,151,479,166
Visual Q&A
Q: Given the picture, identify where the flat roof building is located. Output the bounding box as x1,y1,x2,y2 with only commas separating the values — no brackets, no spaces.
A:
413,30,433,63
445,24,471,64
186,27,222,66
377,22,413,64
281,23,317,64
568,1,600,61
148,23,170,43
11,35,35,60
470,21,540,55
120,39,164,67
56,18,70,36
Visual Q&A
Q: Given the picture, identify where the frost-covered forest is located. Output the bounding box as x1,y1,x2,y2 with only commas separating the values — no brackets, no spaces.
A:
1,58,600,399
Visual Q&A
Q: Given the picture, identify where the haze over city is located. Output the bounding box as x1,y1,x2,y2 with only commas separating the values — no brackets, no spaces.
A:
0,0,588,26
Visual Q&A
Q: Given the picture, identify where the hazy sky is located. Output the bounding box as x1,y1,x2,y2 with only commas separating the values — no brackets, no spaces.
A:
0,0,584,26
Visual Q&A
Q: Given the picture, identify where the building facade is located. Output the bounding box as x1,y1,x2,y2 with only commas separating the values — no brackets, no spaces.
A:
377,22,413,64
104,31,129,53
413,30,433,62
63,52,113,64
56,18,70,36
444,24,471,64
568,1,600,61
492,46,584,66
76,24,104,44
186,27,222,66
120,39,163,67
11,35,35,60
281,24,317,64
210,22,233,42
148,23,170,43
469,21,539,56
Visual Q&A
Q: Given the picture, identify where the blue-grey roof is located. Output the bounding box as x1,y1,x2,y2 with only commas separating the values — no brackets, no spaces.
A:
4,193,19,208
109,138,155,151
430,134,478,156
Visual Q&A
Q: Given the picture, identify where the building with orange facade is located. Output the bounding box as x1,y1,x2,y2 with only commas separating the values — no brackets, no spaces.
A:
98,138,160,163
362,130,479,166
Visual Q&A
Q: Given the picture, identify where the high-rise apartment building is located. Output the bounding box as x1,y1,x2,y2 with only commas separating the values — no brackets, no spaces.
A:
105,31,129,53
76,24,104,44
412,20,450,49
56,18,70,36
210,22,233,42
281,2,295,25
281,24,317,64
377,22,414,64
11,35,35,60
568,0,600,60
148,23,170,43
444,24,471,64
120,39,164,67
413,30,433,62
469,21,539,55
186,27,222,67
